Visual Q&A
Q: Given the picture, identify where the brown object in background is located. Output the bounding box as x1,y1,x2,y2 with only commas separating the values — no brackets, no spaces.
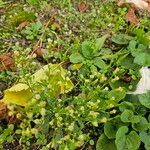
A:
78,2,88,12
0,52,15,71
125,8,139,25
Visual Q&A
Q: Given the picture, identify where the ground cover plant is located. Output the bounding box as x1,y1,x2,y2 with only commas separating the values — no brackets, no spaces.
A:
0,0,150,149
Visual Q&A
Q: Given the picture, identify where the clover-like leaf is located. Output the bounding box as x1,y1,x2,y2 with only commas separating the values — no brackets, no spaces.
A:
115,126,141,150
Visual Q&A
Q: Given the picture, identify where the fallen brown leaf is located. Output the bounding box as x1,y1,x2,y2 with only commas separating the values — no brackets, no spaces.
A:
55,22,61,30
78,2,88,12
17,21,30,31
125,8,139,25
0,52,15,72
33,46,48,57
0,101,17,123
0,101,7,120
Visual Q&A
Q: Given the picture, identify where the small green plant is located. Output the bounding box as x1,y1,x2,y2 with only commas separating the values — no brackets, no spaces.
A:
70,34,109,72
21,21,43,40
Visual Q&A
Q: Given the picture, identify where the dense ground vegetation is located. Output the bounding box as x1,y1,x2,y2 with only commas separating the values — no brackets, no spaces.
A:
0,0,150,149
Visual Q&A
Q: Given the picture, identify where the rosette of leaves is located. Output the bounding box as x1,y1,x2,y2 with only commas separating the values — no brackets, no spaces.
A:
69,34,109,72
21,21,43,40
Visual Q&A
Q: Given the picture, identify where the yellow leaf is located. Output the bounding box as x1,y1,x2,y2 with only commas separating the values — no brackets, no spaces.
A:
3,64,74,106
72,63,83,70
3,83,32,106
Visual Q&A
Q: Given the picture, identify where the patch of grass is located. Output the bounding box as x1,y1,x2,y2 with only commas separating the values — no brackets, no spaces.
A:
0,0,150,149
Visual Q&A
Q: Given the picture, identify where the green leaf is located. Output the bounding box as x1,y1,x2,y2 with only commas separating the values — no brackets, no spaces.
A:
81,41,93,58
112,34,131,45
126,131,141,150
140,132,150,150
115,126,141,150
104,121,120,139
120,109,140,123
138,92,150,108
128,40,137,50
121,110,137,123
119,102,135,112
129,41,150,66
108,88,126,102
117,54,140,70
95,34,108,50
96,134,117,150
69,53,84,63
115,126,128,150
134,52,150,66
93,57,108,71
132,117,149,132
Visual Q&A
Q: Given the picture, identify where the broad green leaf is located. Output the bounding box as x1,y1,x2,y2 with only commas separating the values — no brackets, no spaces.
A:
128,40,137,50
93,57,108,71
119,102,135,112
140,132,150,150
108,88,126,102
100,48,112,57
81,41,93,58
112,34,132,45
120,110,136,123
134,52,150,66
115,126,128,150
104,122,116,139
109,80,129,90
120,109,140,123
3,83,32,106
95,34,108,51
3,64,74,106
115,126,141,150
69,53,84,63
96,134,117,150
138,92,150,108
117,54,140,70
126,131,141,150
132,117,149,132
104,121,121,139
